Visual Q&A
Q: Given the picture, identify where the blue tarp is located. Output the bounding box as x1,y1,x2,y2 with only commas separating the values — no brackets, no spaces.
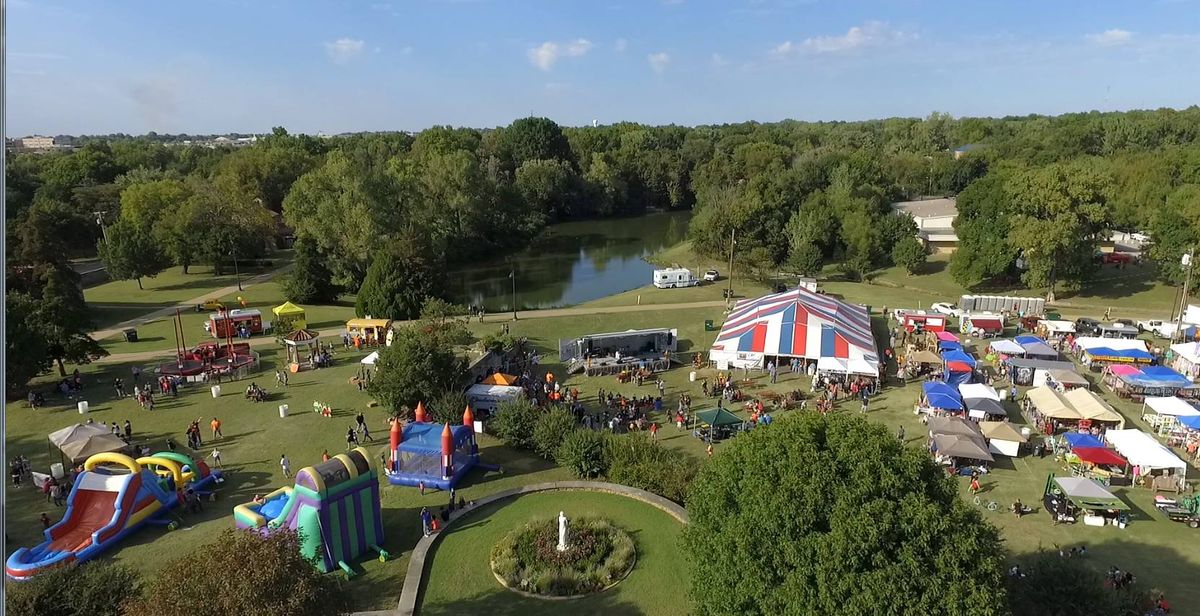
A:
922,381,963,410
1085,347,1154,363
938,340,963,352
942,349,977,369
1063,432,1105,449
1014,335,1045,345
1180,415,1200,430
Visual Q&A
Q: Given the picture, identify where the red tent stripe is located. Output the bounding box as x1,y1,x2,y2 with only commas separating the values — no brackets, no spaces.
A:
751,323,767,353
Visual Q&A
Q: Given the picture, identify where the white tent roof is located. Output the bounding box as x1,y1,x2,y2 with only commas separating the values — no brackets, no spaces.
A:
48,423,128,462
1105,429,1188,472
1170,342,1200,365
1074,337,1149,352
989,340,1026,355
1144,396,1200,417
360,351,380,365
959,383,1000,401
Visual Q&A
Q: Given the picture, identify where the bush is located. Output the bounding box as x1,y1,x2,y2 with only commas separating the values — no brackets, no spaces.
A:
490,517,635,596
1007,551,1153,616
489,398,541,450
532,407,576,459
605,432,699,504
6,561,140,616
429,389,470,425
555,429,609,478
123,529,347,616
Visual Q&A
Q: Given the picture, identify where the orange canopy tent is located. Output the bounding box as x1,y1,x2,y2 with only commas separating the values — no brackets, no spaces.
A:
481,373,518,386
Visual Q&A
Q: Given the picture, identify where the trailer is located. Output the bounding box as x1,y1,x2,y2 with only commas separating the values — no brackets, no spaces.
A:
959,294,1045,317
653,268,699,289
208,309,263,338
1154,495,1200,528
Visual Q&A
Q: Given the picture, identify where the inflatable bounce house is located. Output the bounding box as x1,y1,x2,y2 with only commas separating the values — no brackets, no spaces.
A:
385,402,481,490
6,451,222,580
233,447,387,575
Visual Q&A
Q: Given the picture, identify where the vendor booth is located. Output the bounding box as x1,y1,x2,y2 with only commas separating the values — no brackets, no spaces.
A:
1141,396,1200,437
346,318,393,347
1105,429,1189,484
931,434,994,464
209,309,264,338
1037,320,1077,338
1043,475,1129,526
1069,446,1129,485
271,301,307,333
1168,342,1200,381
941,349,976,386
1025,386,1081,431
1074,337,1153,367
280,328,320,371
693,408,747,442
928,416,984,440
920,381,963,414
1063,388,1126,429
1103,364,1196,401
980,421,1028,457
989,339,1026,357
1007,357,1078,386
1015,335,1059,360
904,313,947,333
1045,368,1089,392
961,313,1004,338
966,397,1007,419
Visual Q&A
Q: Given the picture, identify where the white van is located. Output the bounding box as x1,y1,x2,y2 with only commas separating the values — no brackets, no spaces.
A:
653,268,699,289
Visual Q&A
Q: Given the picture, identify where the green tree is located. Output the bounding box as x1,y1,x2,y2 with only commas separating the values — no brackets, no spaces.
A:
488,398,541,450
516,158,583,221
122,529,347,616
682,413,1007,615
951,173,1019,288
1146,184,1200,286
429,389,471,425
367,326,467,414
1007,551,1152,616
891,236,927,275
96,219,171,289
497,117,575,171
282,238,339,303
554,429,609,479
1007,160,1112,300
6,560,140,616
5,292,51,399
532,407,576,460
39,266,108,376
605,432,698,503
354,243,440,321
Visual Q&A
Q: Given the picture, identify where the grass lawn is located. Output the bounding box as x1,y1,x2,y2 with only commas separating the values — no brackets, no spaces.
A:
418,491,688,616
10,277,1200,611
98,281,357,355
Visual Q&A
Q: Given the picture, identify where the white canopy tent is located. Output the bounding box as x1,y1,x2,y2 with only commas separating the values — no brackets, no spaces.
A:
360,351,380,366
1073,337,1150,353
1104,429,1188,474
1143,396,1200,417
959,383,1000,401
48,423,128,463
989,340,1026,355
1169,342,1200,380
1040,320,1076,334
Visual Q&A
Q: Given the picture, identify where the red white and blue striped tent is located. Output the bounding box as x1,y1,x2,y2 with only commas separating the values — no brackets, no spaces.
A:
709,288,880,375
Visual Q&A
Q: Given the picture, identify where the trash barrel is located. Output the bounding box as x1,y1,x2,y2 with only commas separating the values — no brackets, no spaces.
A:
123,328,138,342
704,319,715,331
211,385,222,398
279,404,289,418
77,401,89,414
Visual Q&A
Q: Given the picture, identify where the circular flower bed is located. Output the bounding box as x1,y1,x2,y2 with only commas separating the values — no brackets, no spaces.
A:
490,516,636,597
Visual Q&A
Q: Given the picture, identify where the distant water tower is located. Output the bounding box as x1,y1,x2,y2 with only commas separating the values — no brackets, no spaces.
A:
592,119,598,128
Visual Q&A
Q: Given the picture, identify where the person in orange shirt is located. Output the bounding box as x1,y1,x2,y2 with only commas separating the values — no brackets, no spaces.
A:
210,417,223,439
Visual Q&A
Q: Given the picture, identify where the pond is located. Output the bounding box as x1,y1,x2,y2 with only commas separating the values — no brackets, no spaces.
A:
445,211,690,311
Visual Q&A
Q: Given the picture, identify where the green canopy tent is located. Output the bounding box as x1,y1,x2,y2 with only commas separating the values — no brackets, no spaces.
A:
1043,475,1129,524
693,408,747,442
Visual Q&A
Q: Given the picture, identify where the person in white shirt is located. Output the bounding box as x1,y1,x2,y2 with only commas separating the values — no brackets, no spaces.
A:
279,454,291,478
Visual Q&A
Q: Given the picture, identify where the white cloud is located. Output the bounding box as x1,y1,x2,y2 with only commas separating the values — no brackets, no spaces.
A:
711,53,730,68
614,38,628,53
324,38,366,63
648,52,671,73
774,21,914,57
1087,29,1133,46
527,38,593,71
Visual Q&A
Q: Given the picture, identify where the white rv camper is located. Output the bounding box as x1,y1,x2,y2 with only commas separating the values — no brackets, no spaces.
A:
653,268,699,289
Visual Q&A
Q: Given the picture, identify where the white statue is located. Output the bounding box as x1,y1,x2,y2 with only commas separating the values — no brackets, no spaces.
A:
557,510,568,552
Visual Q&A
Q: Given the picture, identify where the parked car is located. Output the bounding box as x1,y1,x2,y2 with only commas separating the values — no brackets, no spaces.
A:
703,269,720,282
195,298,226,312
1075,317,1102,336
931,302,964,318
1138,319,1183,338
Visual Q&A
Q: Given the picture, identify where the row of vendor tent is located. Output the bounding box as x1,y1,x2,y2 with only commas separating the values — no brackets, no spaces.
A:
921,382,1007,418
1025,386,1126,428
1167,341,1200,381
1102,364,1198,400
1005,357,1082,386
989,335,1060,361
1074,336,1154,365
1106,429,1189,475
1141,397,1200,434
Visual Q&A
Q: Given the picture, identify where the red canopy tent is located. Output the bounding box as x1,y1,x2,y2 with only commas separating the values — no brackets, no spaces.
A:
946,360,974,373
1072,447,1128,467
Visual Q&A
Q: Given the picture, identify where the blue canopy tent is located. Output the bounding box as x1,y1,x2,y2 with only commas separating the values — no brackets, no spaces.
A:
1014,335,1043,345
1062,432,1105,450
942,349,977,386
1014,335,1059,360
922,381,963,411
1084,347,1154,364
938,340,963,352
1180,415,1200,430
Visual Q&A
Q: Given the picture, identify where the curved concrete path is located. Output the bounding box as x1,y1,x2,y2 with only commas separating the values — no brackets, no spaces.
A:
358,480,688,616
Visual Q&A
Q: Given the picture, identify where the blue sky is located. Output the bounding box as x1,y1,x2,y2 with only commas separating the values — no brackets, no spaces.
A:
6,0,1200,135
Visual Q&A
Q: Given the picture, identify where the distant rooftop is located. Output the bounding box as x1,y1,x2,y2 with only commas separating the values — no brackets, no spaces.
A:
953,143,987,153
891,197,957,219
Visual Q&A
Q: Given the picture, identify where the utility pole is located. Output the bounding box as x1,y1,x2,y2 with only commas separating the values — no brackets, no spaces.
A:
510,269,518,321
1175,248,1195,343
726,228,737,301
93,210,109,243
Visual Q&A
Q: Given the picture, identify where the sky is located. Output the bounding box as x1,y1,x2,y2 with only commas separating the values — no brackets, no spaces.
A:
6,0,1200,135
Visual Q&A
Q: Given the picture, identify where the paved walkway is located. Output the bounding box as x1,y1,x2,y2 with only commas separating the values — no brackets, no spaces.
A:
94,298,728,364
89,266,291,342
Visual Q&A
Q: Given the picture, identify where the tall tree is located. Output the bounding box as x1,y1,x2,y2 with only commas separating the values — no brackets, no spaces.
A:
38,266,108,375
891,235,927,275
354,242,441,321
1007,160,1112,300
496,117,575,171
683,413,1007,615
281,238,339,303
96,219,171,289
951,172,1019,288
5,293,52,397
368,326,467,414
1146,184,1200,285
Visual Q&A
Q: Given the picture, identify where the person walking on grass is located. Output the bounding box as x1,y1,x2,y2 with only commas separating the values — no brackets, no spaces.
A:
211,417,223,440
322,449,331,463
360,420,375,442
280,454,291,478
355,412,367,433
124,420,132,441
114,378,125,399
209,448,223,469
346,426,359,450
650,422,659,443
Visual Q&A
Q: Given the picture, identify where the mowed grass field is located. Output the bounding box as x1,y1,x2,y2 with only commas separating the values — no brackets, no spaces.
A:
418,491,688,616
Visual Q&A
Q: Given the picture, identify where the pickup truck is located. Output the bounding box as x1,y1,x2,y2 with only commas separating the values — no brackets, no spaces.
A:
1137,320,1182,338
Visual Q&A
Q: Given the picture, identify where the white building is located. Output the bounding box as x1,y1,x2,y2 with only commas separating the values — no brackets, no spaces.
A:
891,197,958,253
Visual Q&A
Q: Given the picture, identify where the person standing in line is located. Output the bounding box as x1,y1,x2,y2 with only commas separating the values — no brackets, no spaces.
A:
280,454,291,478
420,507,432,537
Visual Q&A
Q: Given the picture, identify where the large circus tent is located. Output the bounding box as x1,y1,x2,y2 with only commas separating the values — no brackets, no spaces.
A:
708,287,880,376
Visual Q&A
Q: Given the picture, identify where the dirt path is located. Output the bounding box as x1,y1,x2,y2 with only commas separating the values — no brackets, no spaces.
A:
89,266,291,342
95,299,729,364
